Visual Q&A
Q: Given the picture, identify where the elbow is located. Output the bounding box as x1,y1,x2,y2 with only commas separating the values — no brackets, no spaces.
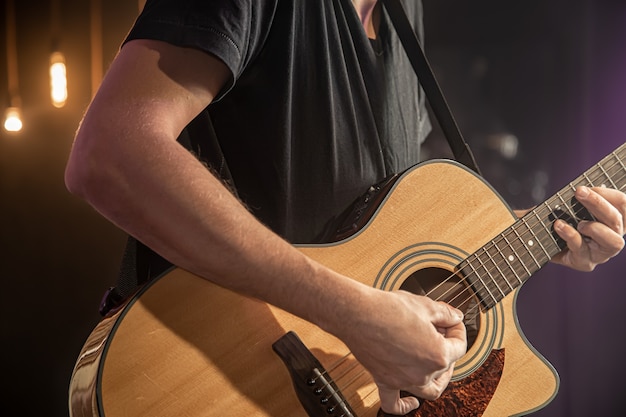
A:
64,127,112,203
64,152,88,199
65,139,94,200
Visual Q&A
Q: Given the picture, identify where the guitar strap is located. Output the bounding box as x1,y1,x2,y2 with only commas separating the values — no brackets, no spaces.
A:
382,0,482,176
99,1,481,315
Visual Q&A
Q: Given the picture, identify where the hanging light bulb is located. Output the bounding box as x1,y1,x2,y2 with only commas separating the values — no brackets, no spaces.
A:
5,0,23,133
4,106,23,132
50,51,68,108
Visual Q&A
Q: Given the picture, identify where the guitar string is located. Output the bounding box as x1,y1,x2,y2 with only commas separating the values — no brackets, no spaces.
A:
326,361,376,409
318,153,626,407
331,152,626,411
314,167,626,415
312,154,626,409
339,154,626,412
433,161,626,322
309,149,626,409
416,148,626,309
433,154,626,320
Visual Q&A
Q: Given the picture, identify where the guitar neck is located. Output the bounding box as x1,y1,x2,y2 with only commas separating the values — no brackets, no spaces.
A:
459,143,626,310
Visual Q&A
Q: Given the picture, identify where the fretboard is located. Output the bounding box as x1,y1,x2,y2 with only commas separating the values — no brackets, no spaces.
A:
458,143,626,310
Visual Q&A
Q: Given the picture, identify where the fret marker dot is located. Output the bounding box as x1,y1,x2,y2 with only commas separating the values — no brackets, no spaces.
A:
528,240,534,246
508,255,515,262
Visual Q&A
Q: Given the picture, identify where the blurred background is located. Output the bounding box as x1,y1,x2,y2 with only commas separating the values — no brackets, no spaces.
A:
1,0,624,416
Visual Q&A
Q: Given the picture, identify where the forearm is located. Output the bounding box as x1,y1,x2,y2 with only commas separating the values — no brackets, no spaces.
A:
64,36,469,414
66,117,368,335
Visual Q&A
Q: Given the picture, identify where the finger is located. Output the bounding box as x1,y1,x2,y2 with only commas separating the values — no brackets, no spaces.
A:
552,219,624,271
432,302,467,360
552,219,587,269
431,301,464,328
378,385,420,415
554,216,624,257
420,366,455,400
395,366,455,404
577,220,625,257
554,219,584,252
591,187,626,235
442,321,468,360
576,186,625,235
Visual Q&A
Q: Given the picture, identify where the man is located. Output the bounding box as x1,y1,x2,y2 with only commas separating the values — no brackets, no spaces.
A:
64,0,625,414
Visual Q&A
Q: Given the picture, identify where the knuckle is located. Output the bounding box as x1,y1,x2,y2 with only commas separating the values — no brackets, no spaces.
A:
616,194,626,227
417,386,444,401
433,387,446,399
431,353,450,370
425,390,443,401
609,220,623,234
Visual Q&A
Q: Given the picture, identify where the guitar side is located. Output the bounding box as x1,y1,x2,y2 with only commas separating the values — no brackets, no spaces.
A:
69,160,558,417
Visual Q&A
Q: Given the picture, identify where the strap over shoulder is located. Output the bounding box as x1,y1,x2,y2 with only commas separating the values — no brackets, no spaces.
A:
382,0,482,176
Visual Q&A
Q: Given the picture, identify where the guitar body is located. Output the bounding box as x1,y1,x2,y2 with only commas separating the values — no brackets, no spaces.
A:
69,160,559,417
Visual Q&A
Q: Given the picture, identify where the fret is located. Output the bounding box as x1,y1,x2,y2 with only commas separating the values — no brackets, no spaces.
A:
590,164,612,188
524,217,551,263
454,144,625,313
501,232,532,278
462,260,497,309
582,164,609,187
492,236,524,285
569,174,584,189
535,202,565,237
540,201,563,245
511,222,542,270
539,200,567,253
531,210,552,259
570,180,595,222
554,190,578,220
471,254,503,302
598,163,617,189
615,150,626,174
567,182,577,194
605,154,626,190
556,181,576,202
484,243,515,291
554,190,576,224
475,249,506,299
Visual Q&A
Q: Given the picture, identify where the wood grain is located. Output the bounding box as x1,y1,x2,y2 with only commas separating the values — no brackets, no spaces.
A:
69,160,559,417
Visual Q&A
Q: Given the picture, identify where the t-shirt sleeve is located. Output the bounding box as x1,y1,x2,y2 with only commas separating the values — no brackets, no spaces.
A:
124,0,276,98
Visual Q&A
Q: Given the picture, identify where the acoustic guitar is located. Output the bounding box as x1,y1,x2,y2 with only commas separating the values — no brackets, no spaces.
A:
69,143,625,417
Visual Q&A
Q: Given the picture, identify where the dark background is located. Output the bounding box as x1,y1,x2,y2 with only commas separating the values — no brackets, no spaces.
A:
1,0,625,416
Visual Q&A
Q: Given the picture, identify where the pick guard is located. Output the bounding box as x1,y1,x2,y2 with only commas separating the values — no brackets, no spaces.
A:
378,349,505,417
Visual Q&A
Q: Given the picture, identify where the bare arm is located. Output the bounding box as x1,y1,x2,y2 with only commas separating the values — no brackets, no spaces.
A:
65,39,466,414
66,39,326,323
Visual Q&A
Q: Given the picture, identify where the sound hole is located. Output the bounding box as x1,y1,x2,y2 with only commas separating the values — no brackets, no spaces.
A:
400,267,480,349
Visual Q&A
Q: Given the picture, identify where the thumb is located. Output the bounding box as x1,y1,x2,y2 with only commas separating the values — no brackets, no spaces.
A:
378,384,420,415
432,302,464,328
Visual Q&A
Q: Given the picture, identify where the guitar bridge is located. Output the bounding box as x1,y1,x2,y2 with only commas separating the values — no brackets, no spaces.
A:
272,331,356,417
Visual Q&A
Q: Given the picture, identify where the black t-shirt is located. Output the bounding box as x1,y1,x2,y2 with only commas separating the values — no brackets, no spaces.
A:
126,0,431,243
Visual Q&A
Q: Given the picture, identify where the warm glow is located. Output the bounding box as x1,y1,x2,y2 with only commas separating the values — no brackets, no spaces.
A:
4,107,23,132
50,51,68,108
